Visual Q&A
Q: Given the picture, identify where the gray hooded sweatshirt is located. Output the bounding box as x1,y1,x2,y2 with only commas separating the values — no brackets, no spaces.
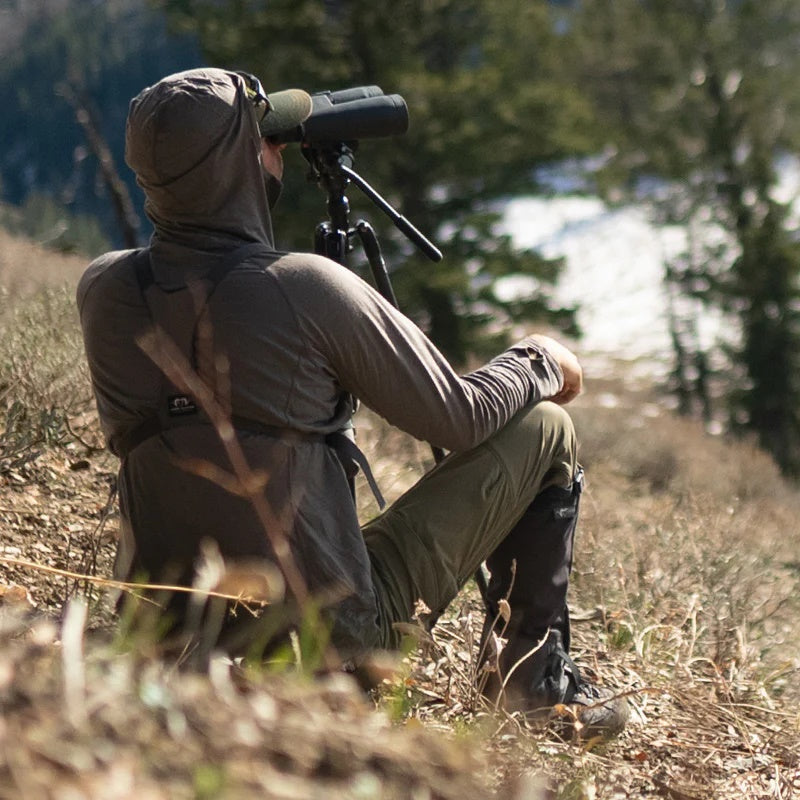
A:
77,68,563,654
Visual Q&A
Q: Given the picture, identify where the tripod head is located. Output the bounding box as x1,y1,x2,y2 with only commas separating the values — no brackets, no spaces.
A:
303,138,443,265
303,141,356,249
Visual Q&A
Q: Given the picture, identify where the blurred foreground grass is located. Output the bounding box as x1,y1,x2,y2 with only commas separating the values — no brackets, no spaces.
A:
0,229,798,798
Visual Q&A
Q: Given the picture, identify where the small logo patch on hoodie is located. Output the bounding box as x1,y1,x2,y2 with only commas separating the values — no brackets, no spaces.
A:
167,394,198,416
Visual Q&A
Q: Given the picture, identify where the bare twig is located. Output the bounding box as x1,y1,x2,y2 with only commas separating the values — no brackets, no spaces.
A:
62,597,88,727
0,555,272,612
57,79,141,249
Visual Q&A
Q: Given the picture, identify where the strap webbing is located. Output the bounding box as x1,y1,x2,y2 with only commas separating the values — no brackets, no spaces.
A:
327,431,386,510
113,414,324,458
116,415,385,510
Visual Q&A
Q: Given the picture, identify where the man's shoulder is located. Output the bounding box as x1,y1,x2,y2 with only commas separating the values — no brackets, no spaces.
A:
264,252,385,321
268,250,343,274
82,247,141,276
267,250,371,295
77,248,142,308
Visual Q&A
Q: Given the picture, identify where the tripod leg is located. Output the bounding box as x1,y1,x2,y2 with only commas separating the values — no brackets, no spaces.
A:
315,221,349,263
356,221,399,307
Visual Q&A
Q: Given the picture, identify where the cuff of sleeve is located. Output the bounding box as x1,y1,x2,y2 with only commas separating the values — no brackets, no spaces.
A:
509,338,564,398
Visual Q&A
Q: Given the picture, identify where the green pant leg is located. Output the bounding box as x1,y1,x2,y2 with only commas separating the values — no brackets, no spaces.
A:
362,401,577,648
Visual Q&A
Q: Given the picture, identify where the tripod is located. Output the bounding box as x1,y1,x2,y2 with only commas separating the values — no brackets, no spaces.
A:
308,141,445,463
307,141,490,606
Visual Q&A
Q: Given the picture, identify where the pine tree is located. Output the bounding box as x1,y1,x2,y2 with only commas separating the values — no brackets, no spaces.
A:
0,0,202,253
568,0,800,475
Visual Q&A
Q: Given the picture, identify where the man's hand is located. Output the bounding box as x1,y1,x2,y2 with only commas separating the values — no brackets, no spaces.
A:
530,335,583,405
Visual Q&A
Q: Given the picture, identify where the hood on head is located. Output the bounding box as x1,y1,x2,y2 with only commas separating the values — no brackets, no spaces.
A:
125,67,274,252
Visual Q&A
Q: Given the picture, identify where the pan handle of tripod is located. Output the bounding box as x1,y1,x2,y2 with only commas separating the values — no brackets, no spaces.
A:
393,215,443,263
340,165,442,263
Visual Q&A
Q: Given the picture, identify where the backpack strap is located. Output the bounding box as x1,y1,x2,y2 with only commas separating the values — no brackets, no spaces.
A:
118,247,387,510
326,430,386,509
112,245,262,455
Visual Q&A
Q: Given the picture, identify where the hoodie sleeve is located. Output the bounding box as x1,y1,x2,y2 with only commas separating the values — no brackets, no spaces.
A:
283,255,564,452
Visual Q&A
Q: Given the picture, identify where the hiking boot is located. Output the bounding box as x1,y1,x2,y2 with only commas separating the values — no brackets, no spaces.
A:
557,678,630,740
479,627,629,739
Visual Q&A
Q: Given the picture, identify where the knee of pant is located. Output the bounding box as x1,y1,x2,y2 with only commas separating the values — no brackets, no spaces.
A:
526,401,575,442
524,401,577,477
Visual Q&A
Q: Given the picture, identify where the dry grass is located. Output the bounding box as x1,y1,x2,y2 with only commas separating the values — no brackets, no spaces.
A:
0,607,489,800
0,227,88,298
0,228,100,479
1,232,799,798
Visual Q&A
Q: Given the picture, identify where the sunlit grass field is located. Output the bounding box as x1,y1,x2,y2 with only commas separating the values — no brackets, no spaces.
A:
1,227,798,798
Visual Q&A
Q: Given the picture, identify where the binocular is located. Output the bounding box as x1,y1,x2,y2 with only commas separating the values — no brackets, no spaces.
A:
263,85,409,145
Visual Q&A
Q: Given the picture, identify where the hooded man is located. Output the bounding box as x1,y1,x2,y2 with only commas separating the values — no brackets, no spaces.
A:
77,68,627,736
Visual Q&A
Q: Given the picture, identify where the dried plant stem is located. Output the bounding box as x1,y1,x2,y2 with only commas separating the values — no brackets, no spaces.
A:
0,555,268,611
62,597,88,727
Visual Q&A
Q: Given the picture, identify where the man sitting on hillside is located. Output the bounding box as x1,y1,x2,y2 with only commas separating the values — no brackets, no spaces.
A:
77,67,627,737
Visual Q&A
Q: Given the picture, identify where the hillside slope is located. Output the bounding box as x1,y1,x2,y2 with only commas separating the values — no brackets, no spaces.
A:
0,226,89,295
1,235,798,798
